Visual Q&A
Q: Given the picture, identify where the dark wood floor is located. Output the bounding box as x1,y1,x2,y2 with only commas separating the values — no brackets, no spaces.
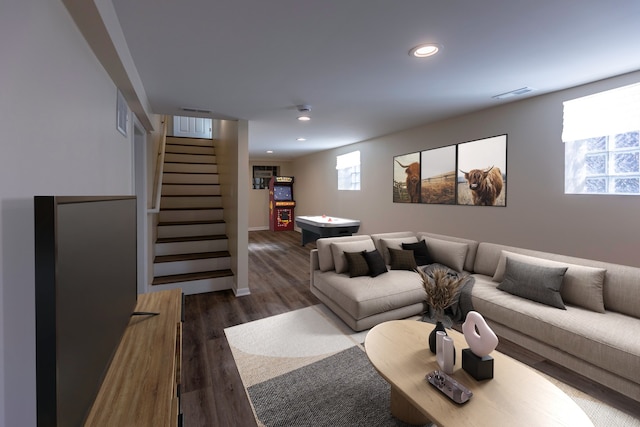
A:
181,230,319,426
181,230,639,426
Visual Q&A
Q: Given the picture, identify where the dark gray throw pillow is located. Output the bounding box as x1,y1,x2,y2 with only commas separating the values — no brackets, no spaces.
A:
388,248,418,271
343,251,370,277
497,257,568,309
402,239,434,266
363,249,387,277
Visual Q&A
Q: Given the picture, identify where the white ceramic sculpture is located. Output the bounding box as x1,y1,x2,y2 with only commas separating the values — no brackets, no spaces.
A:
462,311,499,357
436,331,455,374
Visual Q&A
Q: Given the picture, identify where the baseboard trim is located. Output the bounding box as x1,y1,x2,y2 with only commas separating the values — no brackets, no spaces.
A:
249,226,303,233
234,286,251,297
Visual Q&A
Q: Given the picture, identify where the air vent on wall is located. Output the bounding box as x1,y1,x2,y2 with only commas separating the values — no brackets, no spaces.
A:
492,87,536,100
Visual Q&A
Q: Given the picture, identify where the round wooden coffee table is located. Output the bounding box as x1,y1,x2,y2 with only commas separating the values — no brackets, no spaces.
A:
364,320,593,426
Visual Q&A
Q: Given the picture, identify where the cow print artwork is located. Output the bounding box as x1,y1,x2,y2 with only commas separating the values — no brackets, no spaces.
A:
420,145,457,204
457,134,507,206
393,134,507,206
393,152,421,203
459,166,504,206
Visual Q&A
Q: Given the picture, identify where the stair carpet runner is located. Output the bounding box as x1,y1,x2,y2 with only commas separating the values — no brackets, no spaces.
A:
152,136,234,294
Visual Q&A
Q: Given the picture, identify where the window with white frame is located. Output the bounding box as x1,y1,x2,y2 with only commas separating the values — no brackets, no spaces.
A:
563,82,640,195
336,151,360,190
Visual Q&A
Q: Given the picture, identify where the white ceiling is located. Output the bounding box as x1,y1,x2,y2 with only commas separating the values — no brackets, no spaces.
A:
111,0,640,160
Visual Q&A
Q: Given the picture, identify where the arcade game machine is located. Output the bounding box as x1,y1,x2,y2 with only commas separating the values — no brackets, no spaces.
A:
269,176,296,231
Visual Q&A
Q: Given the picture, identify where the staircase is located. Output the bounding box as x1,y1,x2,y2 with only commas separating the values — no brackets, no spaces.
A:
151,136,234,295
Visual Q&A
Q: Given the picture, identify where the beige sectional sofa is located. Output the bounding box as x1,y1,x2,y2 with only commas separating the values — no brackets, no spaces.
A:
309,231,640,403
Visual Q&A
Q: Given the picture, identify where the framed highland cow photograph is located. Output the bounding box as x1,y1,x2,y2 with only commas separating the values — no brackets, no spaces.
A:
457,134,508,206
393,152,421,203
420,145,457,204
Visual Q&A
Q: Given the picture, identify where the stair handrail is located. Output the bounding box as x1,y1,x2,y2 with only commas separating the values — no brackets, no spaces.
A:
149,115,169,213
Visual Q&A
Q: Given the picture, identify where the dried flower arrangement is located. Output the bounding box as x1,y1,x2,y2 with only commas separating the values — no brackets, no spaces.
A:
417,266,465,313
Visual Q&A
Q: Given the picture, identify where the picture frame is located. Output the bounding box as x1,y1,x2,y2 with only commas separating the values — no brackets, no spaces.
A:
456,134,508,206
420,145,457,204
393,152,421,203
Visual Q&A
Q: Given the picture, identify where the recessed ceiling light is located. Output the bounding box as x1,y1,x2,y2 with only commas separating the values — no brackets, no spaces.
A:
409,43,442,58
296,104,311,121
297,138,306,141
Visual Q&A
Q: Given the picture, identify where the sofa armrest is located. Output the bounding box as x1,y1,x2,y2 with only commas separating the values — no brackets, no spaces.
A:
310,249,320,287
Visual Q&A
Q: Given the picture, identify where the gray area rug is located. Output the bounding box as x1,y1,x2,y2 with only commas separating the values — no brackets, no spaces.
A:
225,305,640,427
247,346,430,427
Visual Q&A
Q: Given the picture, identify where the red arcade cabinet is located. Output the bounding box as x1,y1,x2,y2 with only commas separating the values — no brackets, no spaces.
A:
269,176,296,231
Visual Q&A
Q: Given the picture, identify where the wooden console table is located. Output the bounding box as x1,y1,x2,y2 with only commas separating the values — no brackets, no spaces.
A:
84,289,183,427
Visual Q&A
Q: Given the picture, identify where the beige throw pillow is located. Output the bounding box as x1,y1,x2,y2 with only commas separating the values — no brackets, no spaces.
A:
317,236,371,271
424,237,469,272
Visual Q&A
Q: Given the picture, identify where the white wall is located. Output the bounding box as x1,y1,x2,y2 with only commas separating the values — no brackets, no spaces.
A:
0,0,137,425
217,120,250,295
248,160,294,230
293,71,640,268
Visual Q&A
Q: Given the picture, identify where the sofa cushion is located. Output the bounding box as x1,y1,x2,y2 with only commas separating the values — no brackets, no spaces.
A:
416,232,479,272
344,251,370,277
471,276,640,386
363,249,388,277
389,248,418,271
402,239,434,266
424,237,468,272
497,257,568,309
379,236,419,264
316,235,373,272
492,251,606,313
371,232,417,259
313,269,426,320
330,239,376,274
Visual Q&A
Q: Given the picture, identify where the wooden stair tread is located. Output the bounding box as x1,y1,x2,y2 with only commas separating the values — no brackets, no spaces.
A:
166,144,212,149
164,161,216,165
165,154,215,159
166,136,214,142
161,194,221,198
162,173,219,177
158,220,225,227
165,151,214,156
152,269,234,285
160,207,223,211
155,251,230,263
161,183,220,186
163,172,218,175
156,234,228,244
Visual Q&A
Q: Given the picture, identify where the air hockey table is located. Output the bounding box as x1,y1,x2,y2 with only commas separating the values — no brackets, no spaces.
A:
295,215,361,246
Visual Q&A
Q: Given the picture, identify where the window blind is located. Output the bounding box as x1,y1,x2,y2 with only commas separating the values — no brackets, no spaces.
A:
336,151,360,169
562,82,640,142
